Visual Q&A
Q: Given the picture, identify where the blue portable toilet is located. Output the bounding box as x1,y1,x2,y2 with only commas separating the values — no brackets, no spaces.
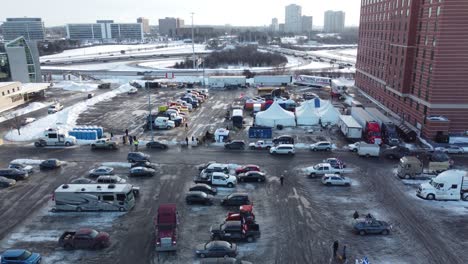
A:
314,98,321,108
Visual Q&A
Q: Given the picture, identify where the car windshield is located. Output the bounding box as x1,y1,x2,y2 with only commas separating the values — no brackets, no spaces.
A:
126,191,134,201
18,250,32,260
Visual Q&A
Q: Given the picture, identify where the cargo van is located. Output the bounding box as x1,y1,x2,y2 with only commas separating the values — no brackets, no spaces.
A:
357,143,380,157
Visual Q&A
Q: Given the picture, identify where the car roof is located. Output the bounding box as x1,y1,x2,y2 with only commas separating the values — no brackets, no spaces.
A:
188,191,206,196
209,240,231,247
192,183,211,188
246,171,264,175
76,228,95,235
229,192,248,197
96,166,112,170
276,144,294,147
2,249,27,257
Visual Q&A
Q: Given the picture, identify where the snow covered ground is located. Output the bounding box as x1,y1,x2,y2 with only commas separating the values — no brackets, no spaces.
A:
0,102,51,123
53,81,98,92
307,48,357,63
5,84,133,141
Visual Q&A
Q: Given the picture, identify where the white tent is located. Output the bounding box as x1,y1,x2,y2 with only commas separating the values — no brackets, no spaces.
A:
318,102,340,124
296,100,320,125
255,101,296,127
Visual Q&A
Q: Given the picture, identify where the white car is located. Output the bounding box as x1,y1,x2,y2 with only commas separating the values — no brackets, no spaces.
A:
436,145,465,154
348,142,364,152
321,174,351,186
269,144,295,155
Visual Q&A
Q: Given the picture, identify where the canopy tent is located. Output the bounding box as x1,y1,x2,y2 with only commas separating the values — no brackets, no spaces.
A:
317,102,340,125
295,100,320,126
255,101,296,127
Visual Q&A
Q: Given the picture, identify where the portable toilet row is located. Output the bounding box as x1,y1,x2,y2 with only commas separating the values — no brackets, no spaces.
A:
73,126,103,139
69,130,98,140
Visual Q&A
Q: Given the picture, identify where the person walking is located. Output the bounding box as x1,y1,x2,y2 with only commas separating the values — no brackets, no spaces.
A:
134,139,139,151
129,135,133,145
125,129,129,137
185,123,188,131
342,245,347,261
353,211,359,220
280,176,284,186
185,137,189,146
333,240,339,258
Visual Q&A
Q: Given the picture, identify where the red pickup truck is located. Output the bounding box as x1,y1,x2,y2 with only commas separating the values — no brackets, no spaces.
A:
58,228,110,250
155,204,178,251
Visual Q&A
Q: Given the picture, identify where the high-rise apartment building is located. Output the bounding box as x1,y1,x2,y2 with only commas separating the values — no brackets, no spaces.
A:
158,17,184,37
66,20,143,41
2,18,45,41
355,0,468,139
324,10,346,33
137,17,150,34
302,16,313,32
271,18,279,32
285,4,302,33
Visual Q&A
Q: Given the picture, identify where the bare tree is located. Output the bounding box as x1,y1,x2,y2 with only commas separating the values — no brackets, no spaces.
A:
9,114,23,136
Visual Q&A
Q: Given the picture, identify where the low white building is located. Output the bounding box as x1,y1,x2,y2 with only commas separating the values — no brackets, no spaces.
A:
0,81,50,113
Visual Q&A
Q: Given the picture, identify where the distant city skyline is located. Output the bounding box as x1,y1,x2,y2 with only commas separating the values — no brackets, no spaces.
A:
0,0,361,28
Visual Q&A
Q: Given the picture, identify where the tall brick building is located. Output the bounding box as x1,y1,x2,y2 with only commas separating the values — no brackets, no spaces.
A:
355,0,468,140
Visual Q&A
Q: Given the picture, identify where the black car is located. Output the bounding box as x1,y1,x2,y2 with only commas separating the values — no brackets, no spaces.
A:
131,161,158,169
40,159,62,170
127,152,150,163
189,184,218,195
381,146,412,160
0,176,16,187
146,141,168,150
224,141,245,150
129,167,156,177
221,193,251,206
272,135,294,145
237,171,266,182
195,241,238,258
185,191,214,205
0,168,28,180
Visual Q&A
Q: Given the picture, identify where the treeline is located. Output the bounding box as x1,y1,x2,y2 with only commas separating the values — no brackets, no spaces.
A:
37,40,81,56
174,46,287,69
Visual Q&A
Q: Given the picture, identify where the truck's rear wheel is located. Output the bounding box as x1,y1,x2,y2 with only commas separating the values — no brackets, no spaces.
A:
462,193,468,201
404,174,411,179
309,173,316,178
246,236,254,243
65,142,71,146
227,183,234,188
426,194,435,200
119,207,125,212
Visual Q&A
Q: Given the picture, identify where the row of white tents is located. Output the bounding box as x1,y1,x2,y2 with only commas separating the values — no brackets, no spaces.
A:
255,99,341,127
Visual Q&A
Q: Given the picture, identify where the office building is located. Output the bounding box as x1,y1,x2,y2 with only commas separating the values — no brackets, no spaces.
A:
271,18,279,32
66,20,143,41
137,17,150,34
302,16,313,32
2,18,45,41
324,10,345,33
159,17,184,37
0,53,10,82
285,4,302,33
279,23,285,32
355,0,468,139
5,37,42,83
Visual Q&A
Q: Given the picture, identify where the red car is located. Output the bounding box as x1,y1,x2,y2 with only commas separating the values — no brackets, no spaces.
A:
226,205,255,224
235,165,260,175
58,228,110,250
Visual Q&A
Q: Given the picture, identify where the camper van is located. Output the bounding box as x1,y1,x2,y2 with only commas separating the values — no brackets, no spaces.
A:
53,184,136,212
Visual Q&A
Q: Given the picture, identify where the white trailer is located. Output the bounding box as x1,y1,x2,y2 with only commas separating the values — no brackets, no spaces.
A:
293,75,331,87
53,184,136,212
208,76,246,88
254,75,292,86
338,115,362,140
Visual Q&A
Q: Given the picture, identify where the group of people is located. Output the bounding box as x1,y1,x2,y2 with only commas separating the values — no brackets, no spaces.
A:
122,129,139,151
333,240,347,263
185,136,199,146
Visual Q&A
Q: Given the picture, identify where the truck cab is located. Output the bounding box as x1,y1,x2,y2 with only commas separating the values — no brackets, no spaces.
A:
155,204,178,251
417,170,468,201
397,156,451,179
35,128,76,147
153,117,176,130
365,121,382,145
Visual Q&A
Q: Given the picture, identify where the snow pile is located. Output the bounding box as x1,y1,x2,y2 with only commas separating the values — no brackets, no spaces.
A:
5,84,133,141
0,102,50,123
54,81,98,92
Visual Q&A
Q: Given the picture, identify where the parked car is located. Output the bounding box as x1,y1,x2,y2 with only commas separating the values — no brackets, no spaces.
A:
321,174,351,186
354,219,391,235
89,166,114,177
0,176,16,188
221,193,251,206
272,135,294,145
70,178,94,184
189,184,218,195
96,175,126,184
185,191,214,205
197,161,217,172
235,165,260,175
130,161,158,169
224,140,246,150
146,141,168,150
90,138,118,150
323,158,346,169
437,145,465,154
129,167,156,177
237,171,266,182
0,249,41,264
0,168,28,180
381,146,412,159
58,228,110,250
128,87,138,94
195,241,238,258
248,140,274,150
127,152,150,163
8,163,33,174
310,141,332,151
269,144,295,155
39,159,62,170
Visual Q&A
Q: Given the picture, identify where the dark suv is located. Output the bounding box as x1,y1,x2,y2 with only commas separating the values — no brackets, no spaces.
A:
221,193,251,206
224,140,245,150
127,152,151,163
272,135,294,145
0,168,28,180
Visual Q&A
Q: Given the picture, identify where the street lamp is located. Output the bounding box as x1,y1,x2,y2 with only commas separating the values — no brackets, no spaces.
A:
146,85,154,142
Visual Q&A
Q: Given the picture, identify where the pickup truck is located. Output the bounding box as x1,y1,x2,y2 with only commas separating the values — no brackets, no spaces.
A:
194,172,237,188
248,140,274,150
210,221,260,243
58,228,110,250
304,163,346,178
91,138,119,150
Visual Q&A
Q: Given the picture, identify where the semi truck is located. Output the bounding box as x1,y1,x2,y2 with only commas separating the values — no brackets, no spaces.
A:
293,75,331,87
338,115,362,140
155,204,178,251
350,107,382,144
364,107,399,145
254,75,292,86
34,129,77,147
417,170,468,201
396,156,452,179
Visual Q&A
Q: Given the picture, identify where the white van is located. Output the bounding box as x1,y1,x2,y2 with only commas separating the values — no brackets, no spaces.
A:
53,184,136,212
357,143,380,157
269,144,295,155
48,102,64,114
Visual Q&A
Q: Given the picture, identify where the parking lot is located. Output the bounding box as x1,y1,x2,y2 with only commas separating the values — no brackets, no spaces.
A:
0,85,468,264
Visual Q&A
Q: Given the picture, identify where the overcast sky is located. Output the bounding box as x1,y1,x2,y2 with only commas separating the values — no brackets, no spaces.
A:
1,0,361,27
